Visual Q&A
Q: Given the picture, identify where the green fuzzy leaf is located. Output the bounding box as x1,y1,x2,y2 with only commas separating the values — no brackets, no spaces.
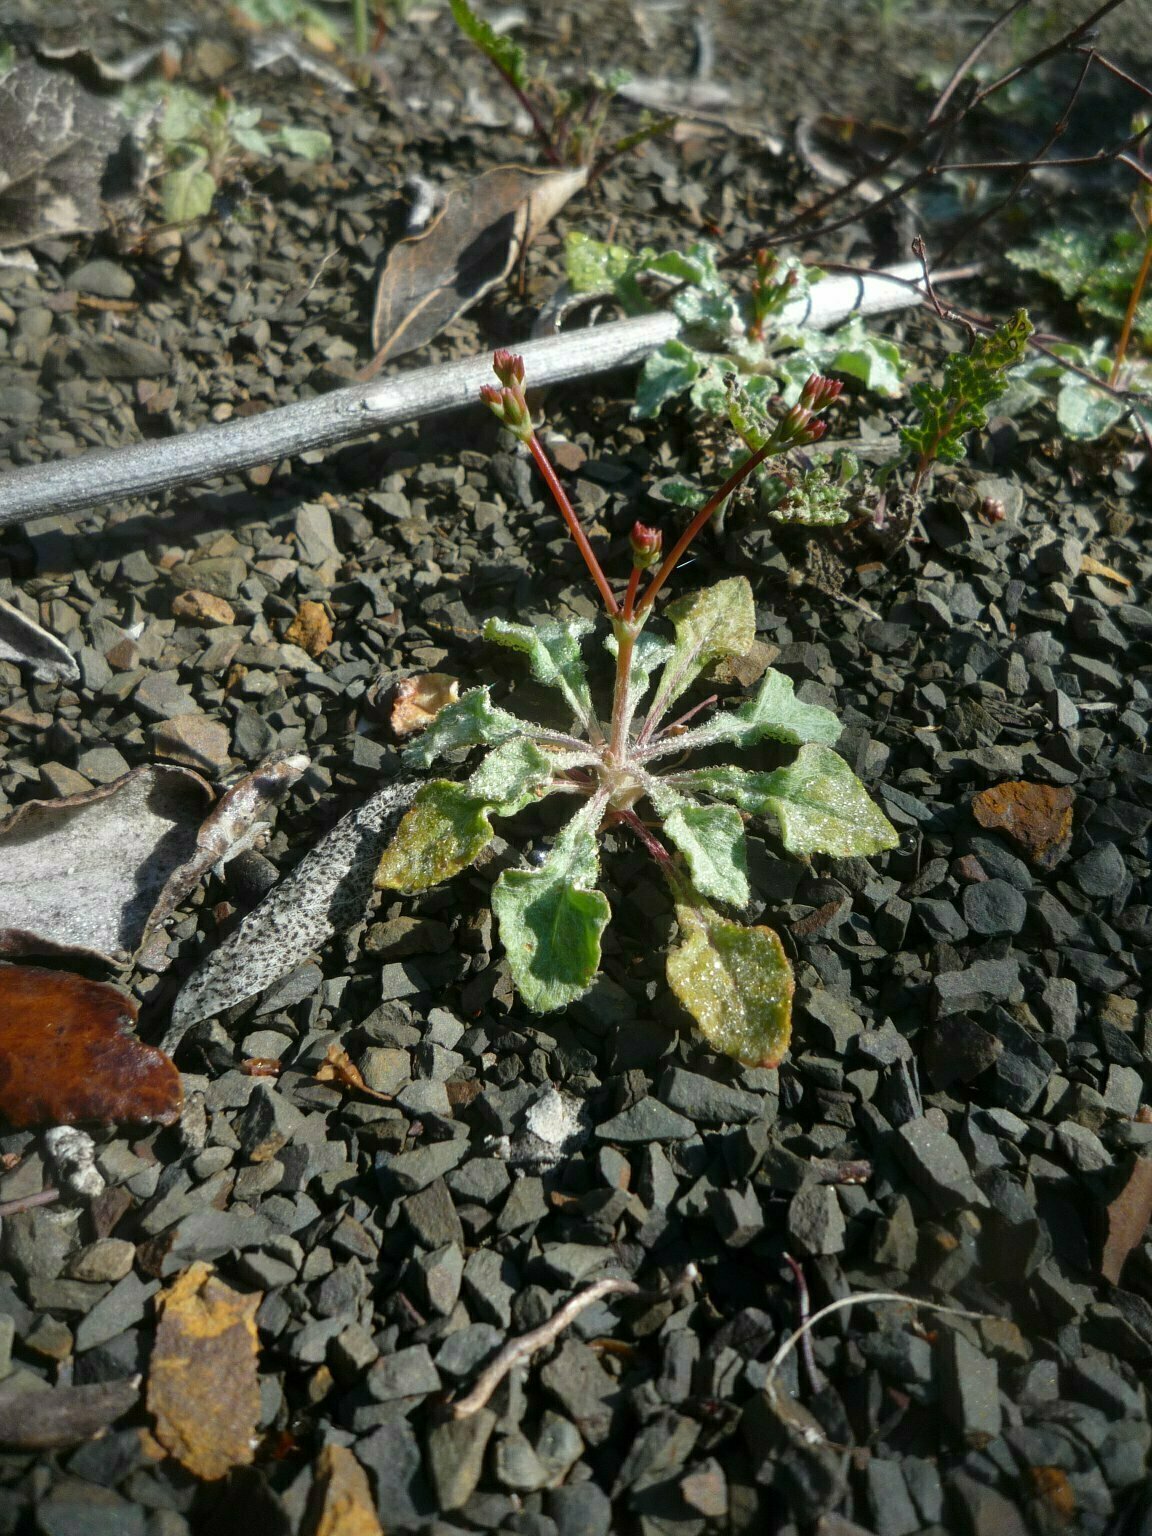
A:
828,326,906,397
634,341,702,420
162,161,216,224
274,126,332,161
659,799,750,907
464,737,555,815
671,765,779,816
492,798,611,1012
402,688,525,769
647,668,840,761
648,577,757,724
231,122,273,157
564,230,644,299
666,898,794,1067
483,616,595,726
450,0,529,89
759,744,899,857
374,780,498,893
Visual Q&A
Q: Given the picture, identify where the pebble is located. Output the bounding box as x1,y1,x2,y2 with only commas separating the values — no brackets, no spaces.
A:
962,878,1027,936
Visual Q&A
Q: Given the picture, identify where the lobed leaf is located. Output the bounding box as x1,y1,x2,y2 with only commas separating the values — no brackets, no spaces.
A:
634,341,702,420
645,668,840,761
671,765,779,816
666,898,794,1068
402,687,526,769
483,615,595,726
492,798,611,1012
450,0,529,89
647,577,757,725
757,744,899,857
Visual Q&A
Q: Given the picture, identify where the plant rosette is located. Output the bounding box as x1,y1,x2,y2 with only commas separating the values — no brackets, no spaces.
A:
373,353,898,1069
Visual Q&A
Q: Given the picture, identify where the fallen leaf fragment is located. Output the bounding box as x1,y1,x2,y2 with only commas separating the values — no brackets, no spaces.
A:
303,1443,384,1536
285,600,334,658
147,1262,261,1481
1079,554,1131,588
0,1378,138,1449
1100,1156,1152,1285
369,163,588,366
389,673,460,739
0,766,212,964
165,780,416,1050
0,595,80,684
1027,1465,1077,1527
315,1043,392,1102
971,780,1075,869
0,965,182,1129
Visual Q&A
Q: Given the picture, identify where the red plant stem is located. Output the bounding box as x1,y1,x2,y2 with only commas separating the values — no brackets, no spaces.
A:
652,693,719,741
636,437,778,613
525,433,619,615
617,806,671,864
1111,225,1152,385
622,566,642,621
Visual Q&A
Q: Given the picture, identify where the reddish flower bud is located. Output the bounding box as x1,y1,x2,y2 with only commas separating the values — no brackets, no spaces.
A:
799,373,841,412
478,384,503,409
492,349,525,388
629,521,663,569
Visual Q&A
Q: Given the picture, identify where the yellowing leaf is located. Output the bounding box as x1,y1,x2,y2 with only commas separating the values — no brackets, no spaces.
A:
374,780,496,893
666,899,794,1067
760,744,899,857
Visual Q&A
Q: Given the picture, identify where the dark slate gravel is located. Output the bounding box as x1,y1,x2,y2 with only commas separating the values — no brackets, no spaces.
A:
0,2,1150,1534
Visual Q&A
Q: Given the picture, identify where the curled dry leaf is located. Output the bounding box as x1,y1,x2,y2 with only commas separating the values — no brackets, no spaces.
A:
0,965,183,1129
165,780,417,1050
0,1378,139,1450
369,163,587,366
971,780,1075,869
315,1043,392,1102
147,1262,261,1482
0,60,125,251
0,595,80,684
389,673,461,740
0,757,306,966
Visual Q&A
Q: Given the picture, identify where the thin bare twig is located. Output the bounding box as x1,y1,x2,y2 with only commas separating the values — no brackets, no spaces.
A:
782,1253,824,1395
0,1188,60,1218
450,1266,698,1418
926,0,1030,126
764,1290,988,1448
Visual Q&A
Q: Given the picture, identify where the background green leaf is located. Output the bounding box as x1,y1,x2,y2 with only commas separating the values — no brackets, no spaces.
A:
759,744,899,857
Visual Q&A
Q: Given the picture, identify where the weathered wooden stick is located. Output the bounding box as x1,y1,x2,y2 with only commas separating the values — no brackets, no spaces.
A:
0,265,927,528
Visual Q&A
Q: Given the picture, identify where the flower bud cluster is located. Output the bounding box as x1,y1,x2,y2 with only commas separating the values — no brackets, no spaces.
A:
480,352,532,441
772,374,843,449
628,521,663,570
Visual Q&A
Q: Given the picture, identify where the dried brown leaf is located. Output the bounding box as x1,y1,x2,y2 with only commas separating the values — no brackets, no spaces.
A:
148,1262,261,1481
1100,1156,1152,1286
389,673,460,740
369,164,587,365
971,780,1074,869
0,965,183,1129
1079,554,1131,588
315,1043,392,1102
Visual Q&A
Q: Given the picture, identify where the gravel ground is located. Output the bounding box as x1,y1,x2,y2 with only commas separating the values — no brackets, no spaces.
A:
0,3,1150,1534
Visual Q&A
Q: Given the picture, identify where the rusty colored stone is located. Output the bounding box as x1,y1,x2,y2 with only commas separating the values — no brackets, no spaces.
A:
286,600,334,658
971,780,1074,868
148,1263,261,1481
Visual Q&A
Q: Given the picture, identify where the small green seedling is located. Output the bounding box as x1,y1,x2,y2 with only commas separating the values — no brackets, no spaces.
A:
126,83,332,225
450,0,669,173
374,353,898,1067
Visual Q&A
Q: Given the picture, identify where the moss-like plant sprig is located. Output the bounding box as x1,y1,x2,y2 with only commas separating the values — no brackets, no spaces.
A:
373,352,898,1067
